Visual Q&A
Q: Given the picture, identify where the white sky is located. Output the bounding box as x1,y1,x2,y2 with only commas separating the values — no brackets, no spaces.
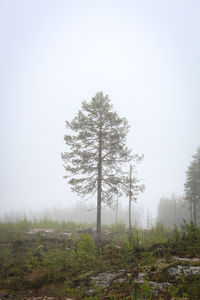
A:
0,0,200,220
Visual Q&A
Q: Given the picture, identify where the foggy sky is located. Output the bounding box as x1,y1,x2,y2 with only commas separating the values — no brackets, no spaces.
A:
0,0,200,221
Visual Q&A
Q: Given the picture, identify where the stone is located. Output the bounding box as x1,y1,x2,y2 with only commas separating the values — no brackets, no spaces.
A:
168,265,200,277
173,256,200,262
90,270,125,288
61,232,72,237
134,272,171,295
114,278,126,283
148,281,171,295
26,228,55,235
134,272,146,283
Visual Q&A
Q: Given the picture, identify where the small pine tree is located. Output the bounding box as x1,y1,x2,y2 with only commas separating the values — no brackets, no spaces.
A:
126,163,144,233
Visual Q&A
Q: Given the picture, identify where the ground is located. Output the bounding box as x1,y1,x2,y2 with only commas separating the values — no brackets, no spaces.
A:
0,220,200,299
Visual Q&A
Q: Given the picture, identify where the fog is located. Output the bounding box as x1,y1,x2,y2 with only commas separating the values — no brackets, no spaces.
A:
1,1,200,223
0,201,143,228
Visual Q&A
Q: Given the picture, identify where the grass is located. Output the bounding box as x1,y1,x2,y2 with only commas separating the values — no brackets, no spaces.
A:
0,217,93,232
0,219,200,299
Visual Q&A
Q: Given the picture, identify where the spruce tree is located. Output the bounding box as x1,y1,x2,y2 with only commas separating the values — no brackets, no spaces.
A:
184,146,200,225
61,91,132,240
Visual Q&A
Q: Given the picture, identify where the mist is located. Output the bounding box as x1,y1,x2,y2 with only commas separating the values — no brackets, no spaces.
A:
1,0,200,223
0,201,143,228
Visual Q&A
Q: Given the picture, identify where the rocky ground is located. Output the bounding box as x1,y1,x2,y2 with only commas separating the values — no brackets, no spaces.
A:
1,254,200,299
1,225,200,299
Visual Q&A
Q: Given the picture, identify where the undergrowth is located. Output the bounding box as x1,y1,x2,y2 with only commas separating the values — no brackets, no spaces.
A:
0,219,200,299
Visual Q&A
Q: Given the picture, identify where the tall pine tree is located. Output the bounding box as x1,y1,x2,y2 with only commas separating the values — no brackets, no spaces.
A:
61,91,132,240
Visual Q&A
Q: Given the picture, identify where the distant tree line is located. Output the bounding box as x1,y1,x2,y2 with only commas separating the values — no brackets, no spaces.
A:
157,195,190,228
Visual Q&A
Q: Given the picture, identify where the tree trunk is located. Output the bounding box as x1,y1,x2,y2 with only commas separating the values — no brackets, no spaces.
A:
115,195,119,224
129,165,132,235
129,195,131,231
97,121,102,242
147,207,149,230
193,195,197,226
190,203,193,222
174,198,177,225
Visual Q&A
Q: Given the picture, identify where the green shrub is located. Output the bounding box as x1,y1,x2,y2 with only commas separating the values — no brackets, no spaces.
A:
71,233,97,272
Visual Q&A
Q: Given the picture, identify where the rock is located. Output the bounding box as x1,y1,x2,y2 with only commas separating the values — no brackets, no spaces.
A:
134,272,171,295
114,278,126,283
134,272,146,283
168,265,200,277
61,232,72,237
90,270,125,288
173,256,200,262
148,281,171,295
87,289,95,295
26,228,55,235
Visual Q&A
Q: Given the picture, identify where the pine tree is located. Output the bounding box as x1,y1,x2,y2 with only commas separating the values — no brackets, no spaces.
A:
61,91,132,240
184,146,200,225
126,163,144,233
